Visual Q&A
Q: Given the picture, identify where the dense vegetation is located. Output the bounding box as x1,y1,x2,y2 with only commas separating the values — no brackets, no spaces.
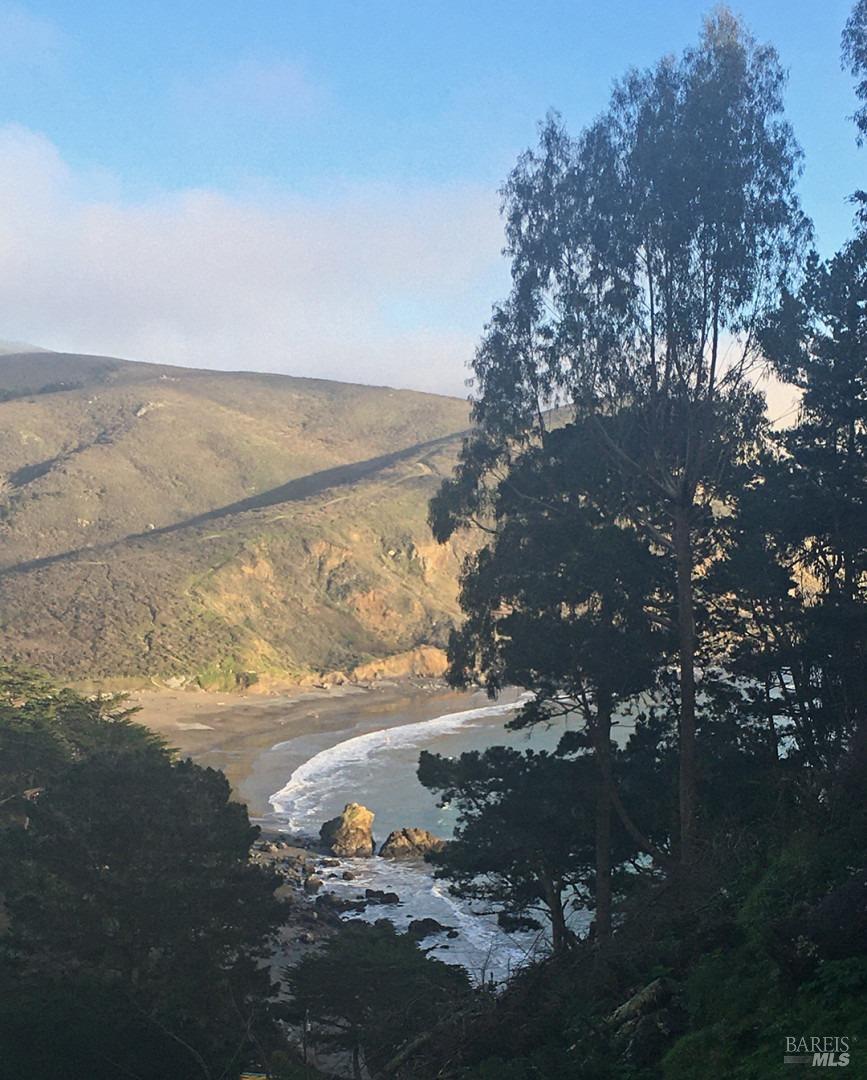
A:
0,668,288,1078
398,7,867,1077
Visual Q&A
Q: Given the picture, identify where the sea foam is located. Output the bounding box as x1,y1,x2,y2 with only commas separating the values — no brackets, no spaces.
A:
267,692,550,982
269,695,529,827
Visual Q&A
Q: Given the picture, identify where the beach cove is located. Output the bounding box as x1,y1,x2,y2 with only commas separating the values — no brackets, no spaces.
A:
132,678,576,980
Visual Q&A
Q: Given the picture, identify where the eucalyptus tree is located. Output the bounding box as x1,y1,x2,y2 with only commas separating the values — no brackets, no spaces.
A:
433,9,808,862
843,0,867,145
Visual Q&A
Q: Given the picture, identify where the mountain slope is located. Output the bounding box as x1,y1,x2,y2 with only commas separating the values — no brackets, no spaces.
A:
0,351,469,569
0,352,472,685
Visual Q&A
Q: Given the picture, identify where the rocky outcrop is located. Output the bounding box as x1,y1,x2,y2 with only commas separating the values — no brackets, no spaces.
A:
407,917,454,940
364,888,400,905
351,645,448,682
379,827,447,859
319,802,375,857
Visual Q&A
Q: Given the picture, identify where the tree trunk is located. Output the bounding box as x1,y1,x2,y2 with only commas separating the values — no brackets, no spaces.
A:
595,766,612,942
540,866,569,954
673,506,698,864
352,1042,363,1080
592,694,613,943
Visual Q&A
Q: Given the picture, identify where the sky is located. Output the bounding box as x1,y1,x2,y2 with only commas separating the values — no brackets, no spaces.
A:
0,0,863,397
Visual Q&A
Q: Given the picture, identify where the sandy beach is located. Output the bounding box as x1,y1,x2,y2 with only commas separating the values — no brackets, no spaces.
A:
130,678,491,818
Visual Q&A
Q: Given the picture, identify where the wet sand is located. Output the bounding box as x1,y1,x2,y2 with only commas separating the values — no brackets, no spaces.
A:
130,679,490,817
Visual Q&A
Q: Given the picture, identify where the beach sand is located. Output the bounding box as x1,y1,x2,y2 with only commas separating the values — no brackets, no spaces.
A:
129,678,489,817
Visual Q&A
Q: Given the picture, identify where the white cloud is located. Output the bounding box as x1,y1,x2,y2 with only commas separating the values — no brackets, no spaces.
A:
0,126,506,395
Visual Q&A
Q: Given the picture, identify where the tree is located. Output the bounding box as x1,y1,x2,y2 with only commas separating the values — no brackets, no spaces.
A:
442,420,668,940
0,671,284,1080
0,664,157,821
432,9,807,862
729,237,867,761
283,921,471,1079
419,746,638,955
843,0,867,145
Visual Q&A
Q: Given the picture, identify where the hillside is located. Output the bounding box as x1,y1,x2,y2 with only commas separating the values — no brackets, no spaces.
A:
0,351,472,686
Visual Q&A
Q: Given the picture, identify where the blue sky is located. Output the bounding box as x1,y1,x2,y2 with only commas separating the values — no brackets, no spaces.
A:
0,0,863,394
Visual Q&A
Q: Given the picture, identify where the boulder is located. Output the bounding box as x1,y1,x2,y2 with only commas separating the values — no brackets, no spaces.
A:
317,893,366,915
379,827,446,859
303,875,323,894
319,803,375,857
342,870,356,881
364,888,400,906
407,917,453,940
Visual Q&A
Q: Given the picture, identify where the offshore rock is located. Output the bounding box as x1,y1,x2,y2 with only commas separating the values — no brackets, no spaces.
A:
319,802,375,857
407,917,453,940
364,888,400,905
379,827,446,859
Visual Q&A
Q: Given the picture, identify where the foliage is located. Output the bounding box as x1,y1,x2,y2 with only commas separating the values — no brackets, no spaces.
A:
420,746,638,952
414,6,867,1077
0,668,284,1079
283,921,472,1078
445,421,667,706
843,0,867,144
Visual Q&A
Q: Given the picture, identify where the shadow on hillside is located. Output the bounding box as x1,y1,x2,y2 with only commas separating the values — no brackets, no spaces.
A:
2,430,467,576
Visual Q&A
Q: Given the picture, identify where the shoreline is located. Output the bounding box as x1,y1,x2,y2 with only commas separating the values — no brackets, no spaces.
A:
130,678,492,818
131,677,534,981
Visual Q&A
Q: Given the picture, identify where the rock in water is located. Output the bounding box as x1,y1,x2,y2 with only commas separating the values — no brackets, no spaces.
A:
319,803,375,857
364,888,400,905
407,917,453,940
379,827,446,858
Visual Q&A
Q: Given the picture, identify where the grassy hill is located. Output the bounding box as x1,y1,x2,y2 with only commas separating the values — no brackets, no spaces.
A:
0,351,472,687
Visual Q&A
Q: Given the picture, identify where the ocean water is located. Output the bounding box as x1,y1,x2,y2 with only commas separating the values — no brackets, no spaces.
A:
265,692,592,982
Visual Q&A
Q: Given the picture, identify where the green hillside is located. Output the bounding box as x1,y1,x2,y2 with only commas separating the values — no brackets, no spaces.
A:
0,351,471,686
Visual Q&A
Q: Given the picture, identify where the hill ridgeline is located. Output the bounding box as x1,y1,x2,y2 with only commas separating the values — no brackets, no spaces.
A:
0,350,473,688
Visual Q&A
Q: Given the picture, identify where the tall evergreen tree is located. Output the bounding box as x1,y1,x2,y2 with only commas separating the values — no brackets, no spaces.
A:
440,420,668,940
745,239,867,757
432,9,807,862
